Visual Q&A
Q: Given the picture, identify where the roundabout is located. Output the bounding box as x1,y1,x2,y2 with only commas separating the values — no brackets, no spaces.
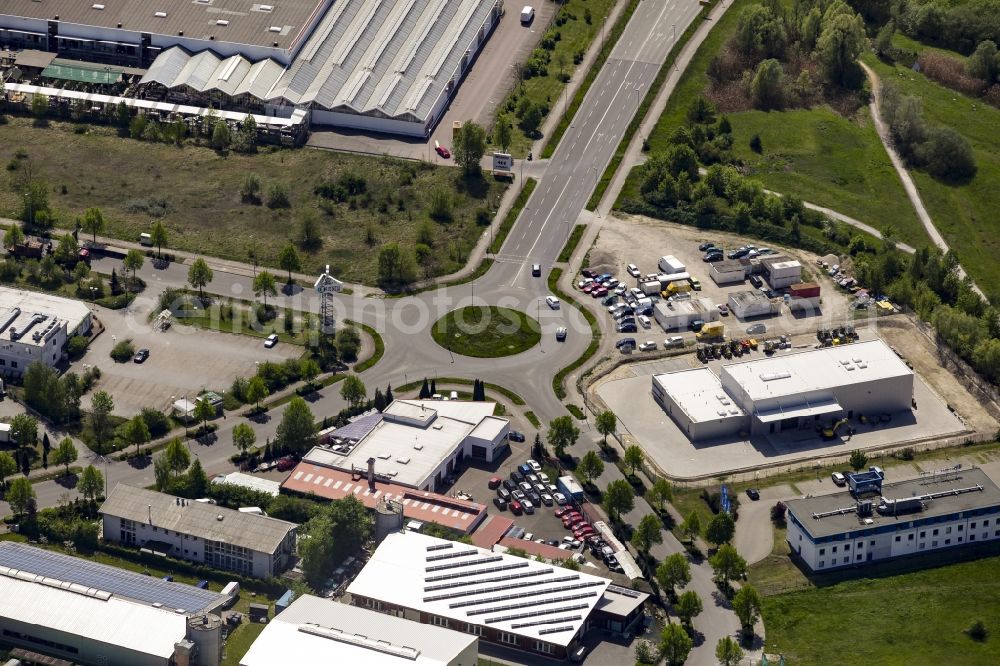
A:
431,306,541,358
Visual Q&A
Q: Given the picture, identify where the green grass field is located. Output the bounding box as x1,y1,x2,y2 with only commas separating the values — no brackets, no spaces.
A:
618,0,921,247
762,556,1000,665
0,118,504,286
431,306,540,358
863,53,1000,298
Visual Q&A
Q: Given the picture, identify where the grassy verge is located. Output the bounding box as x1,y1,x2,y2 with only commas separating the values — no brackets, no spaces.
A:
223,623,266,666
491,179,537,254
392,377,526,407
392,259,497,298
566,404,586,420
557,224,587,263
0,118,504,285
588,8,706,210
525,411,541,428
862,53,1000,297
541,0,642,158
431,306,540,358
496,0,618,157
548,267,602,400
761,555,1000,664
345,319,384,373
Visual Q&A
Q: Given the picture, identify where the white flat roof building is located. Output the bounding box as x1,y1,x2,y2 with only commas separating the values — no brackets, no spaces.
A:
211,472,282,497
0,287,92,377
653,339,914,440
347,531,613,660
304,400,508,492
240,594,478,666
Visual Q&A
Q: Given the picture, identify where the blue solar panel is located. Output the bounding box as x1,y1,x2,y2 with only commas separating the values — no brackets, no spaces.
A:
0,541,224,612
330,412,383,441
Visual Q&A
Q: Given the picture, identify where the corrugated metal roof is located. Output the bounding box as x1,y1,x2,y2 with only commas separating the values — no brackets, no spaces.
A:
100,484,296,554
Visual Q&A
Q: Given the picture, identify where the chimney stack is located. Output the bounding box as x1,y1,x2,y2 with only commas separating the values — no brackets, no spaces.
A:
367,457,376,491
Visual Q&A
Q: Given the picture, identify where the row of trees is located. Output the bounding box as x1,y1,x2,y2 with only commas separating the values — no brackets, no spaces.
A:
895,0,1000,55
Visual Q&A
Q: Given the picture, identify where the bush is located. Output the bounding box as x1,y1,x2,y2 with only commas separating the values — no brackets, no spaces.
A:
918,126,977,181
140,407,172,438
266,182,290,209
110,339,135,363
770,501,787,527
967,619,988,642
66,335,89,359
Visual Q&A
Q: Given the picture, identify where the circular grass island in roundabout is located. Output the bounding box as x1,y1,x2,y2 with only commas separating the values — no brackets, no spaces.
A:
431,306,541,358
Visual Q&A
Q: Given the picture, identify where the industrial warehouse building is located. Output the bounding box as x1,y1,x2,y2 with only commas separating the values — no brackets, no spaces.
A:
652,339,914,441
347,532,648,661
653,298,719,332
1,0,502,135
101,485,297,578
241,594,479,666
0,287,92,378
727,290,781,320
786,467,1000,573
303,400,509,492
0,541,227,666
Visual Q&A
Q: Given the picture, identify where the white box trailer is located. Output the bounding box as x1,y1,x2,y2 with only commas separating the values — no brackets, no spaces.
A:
0,423,9,443
658,255,685,274
658,272,690,288
640,280,662,296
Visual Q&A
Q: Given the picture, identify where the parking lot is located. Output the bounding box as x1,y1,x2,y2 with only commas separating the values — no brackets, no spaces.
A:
79,303,298,417
578,214,854,353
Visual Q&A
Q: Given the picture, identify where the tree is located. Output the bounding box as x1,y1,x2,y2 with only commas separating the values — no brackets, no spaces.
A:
21,180,51,229
246,376,269,412
577,450,605,484
377,243,416,288
336,326,361,362
518,101,543,135
164,438,191,477
123,249,144,296
546,416,580,457
3,223,24,250
253,270,278,308
675,590,703,628
623,445,645,476
849,448,868,470
300,495,372,587
385,384,394,403
187,258,214,300
595,410,617,444
656,553,691,598
874,20,895,59
715,636,744,666
276,396,317,453
193,397,215,432
373,388,386,411
340,374,367,409
967,40,999,82
211,121,231,150
6,477,35,520
918,126,977,181
278,243,301,285
706,512,736,546
816,11,866,88
54,233,77,265
299,358,321,389
603,479,635,521
419,378,431,399
78,464,104,501
31,93,48,119
299,211,323,251
41,433,51,454
10,413,38,449
659,623,693,666
233,423,256,457
0,452,16,489
709,544,748,587
150,221,168,259
123,414,151,456
681,511,702,542
732,584,762,635
631,513,664,554
52,437,77,476
751,58,784,110
649,478,672,510
454,121,487,176
494,113,513,153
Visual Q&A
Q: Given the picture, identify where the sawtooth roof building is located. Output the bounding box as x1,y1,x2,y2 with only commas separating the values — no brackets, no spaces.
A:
1,0,504,135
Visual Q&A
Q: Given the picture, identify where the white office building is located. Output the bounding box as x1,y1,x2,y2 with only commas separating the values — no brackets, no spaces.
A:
0,288,91,377
100,485,297,578
786,467,1000,573
241,594,478,666
305,400,509,492
653,339,914,441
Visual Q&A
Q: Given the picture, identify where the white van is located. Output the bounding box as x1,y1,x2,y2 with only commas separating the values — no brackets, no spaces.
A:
520,5,535,23
139,232,153,246
545,295,560,310
665,336,684,348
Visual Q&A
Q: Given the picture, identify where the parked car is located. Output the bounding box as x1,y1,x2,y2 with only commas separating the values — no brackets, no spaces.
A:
627,263,641,277
616,337,636,350
133,348,150,363
508,430,526,442
276,456,297,472
527,459,542,472
592,286,608,298
512,489,525,501
747,323,767,335
617,322,637,333
638,315,651,329
510,500,523,514
556,327,567,341
665,335,685,348
581,269,595,278
540,493,554,506
749,274,763,288
522,500,535,514
698,241,716,251
604,278,619,289
510,470,524,483
602,295,618,307
532,263,541,277
638,340,657,352
493,497,508,511
554,492,568,505
582,282,596,294
555,506,573,517
689,319,705,332
703,251,724,262
831,472,847,486
546,295,561,309
746,488,760,501
718,304,729,316
689,277,702,290
519,481,533,493
488,477,501,489
502,479,516,491
435,144,451,158
264,334,279,348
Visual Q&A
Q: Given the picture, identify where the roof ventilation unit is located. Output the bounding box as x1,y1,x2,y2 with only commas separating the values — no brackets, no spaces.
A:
93,4,105,9
155,11,168,17
216,19,229,26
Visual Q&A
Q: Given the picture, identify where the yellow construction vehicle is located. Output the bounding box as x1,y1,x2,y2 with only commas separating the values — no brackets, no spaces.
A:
821,418,851,440
696,321,725,342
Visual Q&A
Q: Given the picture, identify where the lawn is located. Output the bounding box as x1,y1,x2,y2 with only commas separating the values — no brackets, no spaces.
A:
863,53,1000,299
617,0,921,248
431,306,540,358
0,118,505,286
761,556,1000,665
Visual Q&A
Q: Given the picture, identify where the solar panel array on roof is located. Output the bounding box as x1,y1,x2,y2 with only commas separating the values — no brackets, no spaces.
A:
0,541,224,613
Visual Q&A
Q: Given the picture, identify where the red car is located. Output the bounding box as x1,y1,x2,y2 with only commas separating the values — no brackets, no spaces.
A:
574,526,595,539
435,144,451,158
592,287,608,298
488,476,502,490
564,517,585,529
582,282,595,294
276,456,297,472
510,500,523,515
554,507,572,517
